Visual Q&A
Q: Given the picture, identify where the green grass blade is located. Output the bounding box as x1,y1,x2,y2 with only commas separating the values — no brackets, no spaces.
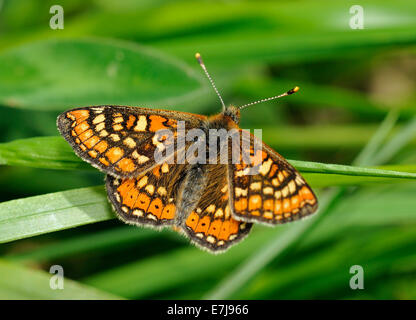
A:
0,137,89,170
0,186,113,243
2,136,416,179
0,259,123,299
290,160,416,179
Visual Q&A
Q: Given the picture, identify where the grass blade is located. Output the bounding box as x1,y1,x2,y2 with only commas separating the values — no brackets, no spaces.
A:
0,137,89,170
2,137,416,179
0,186,113,243
0,259,123,299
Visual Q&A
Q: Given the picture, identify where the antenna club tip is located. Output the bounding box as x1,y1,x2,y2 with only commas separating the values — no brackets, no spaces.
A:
195,53,201,59
288,86,300,95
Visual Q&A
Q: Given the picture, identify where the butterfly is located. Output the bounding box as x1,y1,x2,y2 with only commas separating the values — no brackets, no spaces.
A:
57,53,318,253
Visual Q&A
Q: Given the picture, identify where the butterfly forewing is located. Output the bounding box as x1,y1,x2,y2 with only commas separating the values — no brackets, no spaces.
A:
57,106,206,178
183,163,252,252
228,130,318,225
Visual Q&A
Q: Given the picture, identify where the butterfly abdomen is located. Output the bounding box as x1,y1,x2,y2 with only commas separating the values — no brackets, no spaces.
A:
175,164,209,226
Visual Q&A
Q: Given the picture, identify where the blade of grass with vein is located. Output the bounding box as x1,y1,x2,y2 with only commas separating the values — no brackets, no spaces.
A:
3,137,416,178
0,186,113,243
204,109,401,299
0,259,123,299
0,137,90,170
288,160,416,179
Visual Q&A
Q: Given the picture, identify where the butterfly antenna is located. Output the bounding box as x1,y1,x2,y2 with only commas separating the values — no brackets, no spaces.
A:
238,86,300,110
195,53,226,111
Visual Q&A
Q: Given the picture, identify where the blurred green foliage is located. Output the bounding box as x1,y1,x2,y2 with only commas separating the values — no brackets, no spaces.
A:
0,0,416,299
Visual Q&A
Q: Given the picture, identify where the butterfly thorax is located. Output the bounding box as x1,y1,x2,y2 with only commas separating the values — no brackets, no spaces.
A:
207,106,240,130
222,106,240,125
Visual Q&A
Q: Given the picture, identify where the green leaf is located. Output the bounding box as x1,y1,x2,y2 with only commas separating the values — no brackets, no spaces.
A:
0,38,205,110
0,137,89,170
290,160,416,179
0,259,123,299
0,186,113,243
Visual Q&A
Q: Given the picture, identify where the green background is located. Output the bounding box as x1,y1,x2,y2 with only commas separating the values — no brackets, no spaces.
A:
0,0,416,299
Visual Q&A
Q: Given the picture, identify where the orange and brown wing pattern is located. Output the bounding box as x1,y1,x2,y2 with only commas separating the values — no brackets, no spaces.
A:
106,162,189,227
57,106,206,178
229,130,318,225
183,164,252,252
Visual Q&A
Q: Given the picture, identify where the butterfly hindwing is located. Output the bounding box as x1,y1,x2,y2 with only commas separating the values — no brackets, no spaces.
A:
182,163,252,253
228,130,318,225
106,162,190,228
57,106,206,178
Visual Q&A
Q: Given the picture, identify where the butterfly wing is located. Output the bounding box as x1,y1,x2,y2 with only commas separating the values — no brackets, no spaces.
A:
182,163,252,253
106,161,191,228
57,106,206,178
229,130,318,225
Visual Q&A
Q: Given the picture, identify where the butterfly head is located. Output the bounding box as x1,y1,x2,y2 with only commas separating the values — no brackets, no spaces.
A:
222,105,241,125
195,53,299,123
